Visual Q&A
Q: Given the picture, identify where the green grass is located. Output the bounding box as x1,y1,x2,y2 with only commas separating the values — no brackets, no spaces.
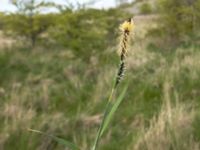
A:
0,42,200,150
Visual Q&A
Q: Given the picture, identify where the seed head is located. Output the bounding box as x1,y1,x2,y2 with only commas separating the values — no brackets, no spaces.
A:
120,18,134,33
115,18,134,88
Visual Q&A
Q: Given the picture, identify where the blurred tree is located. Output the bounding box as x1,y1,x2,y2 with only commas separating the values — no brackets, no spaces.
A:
0,13,5,30
4,0,57,47
139,2,152,14
57,0,99,12
152,0,200,47
10,0,56,14
49,8,129,60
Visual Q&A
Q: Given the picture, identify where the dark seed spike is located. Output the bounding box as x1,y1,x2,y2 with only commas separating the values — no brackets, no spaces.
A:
115,61,126,88
114,18,133,88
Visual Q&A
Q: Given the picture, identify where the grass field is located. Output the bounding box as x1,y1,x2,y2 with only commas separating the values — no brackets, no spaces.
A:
0,15,200,150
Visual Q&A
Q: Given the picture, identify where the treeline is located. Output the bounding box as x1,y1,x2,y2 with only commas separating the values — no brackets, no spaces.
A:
0,0,129,61
150,0,200,48
1,0,200,51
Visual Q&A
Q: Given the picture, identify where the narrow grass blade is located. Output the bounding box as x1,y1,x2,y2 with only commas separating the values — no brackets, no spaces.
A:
91,102,112,150
100,84,128,136
28,129,80,150
92,84,128,150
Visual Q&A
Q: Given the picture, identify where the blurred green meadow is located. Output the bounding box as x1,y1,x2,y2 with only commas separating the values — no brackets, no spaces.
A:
0,0,200,150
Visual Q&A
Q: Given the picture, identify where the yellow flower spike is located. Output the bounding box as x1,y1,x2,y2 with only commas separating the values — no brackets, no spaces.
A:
120,18,134,32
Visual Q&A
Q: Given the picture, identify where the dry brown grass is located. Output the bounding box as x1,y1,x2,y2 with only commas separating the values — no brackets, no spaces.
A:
131,80,199,150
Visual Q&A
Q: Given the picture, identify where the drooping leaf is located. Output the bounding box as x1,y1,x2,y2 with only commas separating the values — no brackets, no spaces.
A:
28,129,80,150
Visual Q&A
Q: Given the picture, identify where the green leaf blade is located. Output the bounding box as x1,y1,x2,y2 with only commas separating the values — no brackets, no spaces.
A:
28,129,80,150
100,84,128,136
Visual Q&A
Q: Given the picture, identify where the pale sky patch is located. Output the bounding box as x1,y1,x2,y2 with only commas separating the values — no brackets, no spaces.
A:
0,0,133,12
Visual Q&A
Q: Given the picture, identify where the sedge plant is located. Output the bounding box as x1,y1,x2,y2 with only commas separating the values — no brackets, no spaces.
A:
29,18,135,150
91,18,134,150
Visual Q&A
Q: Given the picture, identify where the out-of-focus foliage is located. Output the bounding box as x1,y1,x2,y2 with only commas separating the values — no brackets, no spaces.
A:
0,13,5,30
3,13,55,46
1,1,129,54
139,2,152,14
10,0,56,14
149,0,200,48
48,8,129,60
3,0,57,47
1,1,200,150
